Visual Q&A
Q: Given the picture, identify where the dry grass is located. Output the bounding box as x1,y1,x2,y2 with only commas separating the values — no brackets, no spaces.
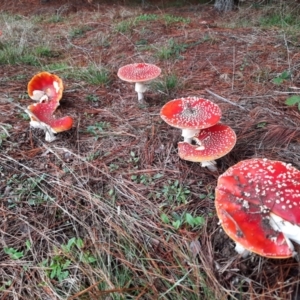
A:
1,0,300,299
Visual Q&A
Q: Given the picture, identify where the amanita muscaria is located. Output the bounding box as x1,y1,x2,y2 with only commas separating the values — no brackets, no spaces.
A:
117,63,161,103
178,123,236,171
27,71,63,103
215,158,300,258
26,100,73,142
160,97,221,144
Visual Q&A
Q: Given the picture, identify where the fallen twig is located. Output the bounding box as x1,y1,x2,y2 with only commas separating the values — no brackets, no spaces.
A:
205,89,246,110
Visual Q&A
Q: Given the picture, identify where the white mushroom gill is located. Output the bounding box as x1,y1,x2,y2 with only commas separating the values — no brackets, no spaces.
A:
269,213,300,246
31,90,46,101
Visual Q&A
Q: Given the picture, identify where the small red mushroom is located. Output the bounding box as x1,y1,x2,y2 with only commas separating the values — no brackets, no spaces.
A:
117,63,161,103
215,158,300,258
28,72,64,103
178,123,236,171
160,97,222,144
26,100,73,142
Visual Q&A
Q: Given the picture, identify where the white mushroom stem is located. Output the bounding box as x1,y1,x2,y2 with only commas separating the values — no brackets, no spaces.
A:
135,82,148,103
201,160,217,172
269,213,300,246
30,120,57,142
234,242,251,258
181,128,200,143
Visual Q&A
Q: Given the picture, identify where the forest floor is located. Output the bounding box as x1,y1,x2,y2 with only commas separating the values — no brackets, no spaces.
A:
0,0,300,299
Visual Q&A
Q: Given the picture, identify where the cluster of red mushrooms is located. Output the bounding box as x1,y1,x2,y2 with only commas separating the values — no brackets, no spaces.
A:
160,97,236,171
25,64,300,259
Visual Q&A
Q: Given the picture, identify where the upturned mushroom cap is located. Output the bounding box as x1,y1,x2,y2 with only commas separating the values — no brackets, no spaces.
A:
117,63,161,83
28,72,64,102
27,100,73,142
215,158,300,258
160,97,221,131
28,101,73,133
178,124,236,162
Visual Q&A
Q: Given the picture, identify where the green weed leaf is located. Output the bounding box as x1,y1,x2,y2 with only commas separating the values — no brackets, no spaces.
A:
285,95,300,106
161,213,170,224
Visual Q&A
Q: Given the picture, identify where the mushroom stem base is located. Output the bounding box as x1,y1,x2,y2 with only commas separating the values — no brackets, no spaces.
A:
30,120,57,142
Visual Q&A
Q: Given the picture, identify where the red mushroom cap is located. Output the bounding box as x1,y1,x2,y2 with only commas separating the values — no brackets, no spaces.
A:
160,97,221,130
178,124,236,162
117,63,161,83
28,72,64,102
215,158,300,258
27,100,73,133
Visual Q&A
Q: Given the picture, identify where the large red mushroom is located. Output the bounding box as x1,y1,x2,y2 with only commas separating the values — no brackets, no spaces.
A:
178,123,236,171
26,100,73,142
215,158,300,258
160,97,222,144
117,63,161,104
27,72,64,103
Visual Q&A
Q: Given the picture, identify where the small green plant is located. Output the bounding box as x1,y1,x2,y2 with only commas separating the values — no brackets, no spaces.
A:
272,70,291,85
161,212,205,230
47,14,63,23
185,213,205,228
156,39,188,60
131,174,152,185
109,163,120,171
69,26,92,39
115,20,133,33
78,66,110,85
128,151,139,164
163,14,190,25
35,46,55,57
0,44,39,66
43,237,97,281
133,14,158,24
61,237,84,253
160,180,190,204
44,62,70,73
6,173,54,206
259,13,300,28
86,122,110,139
43,256,72,282
152,74,180,96
19,112,31,121
86,94,99,102
285,95,300,110
4,247,24,260
256,122,267,128
0,280,12,292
